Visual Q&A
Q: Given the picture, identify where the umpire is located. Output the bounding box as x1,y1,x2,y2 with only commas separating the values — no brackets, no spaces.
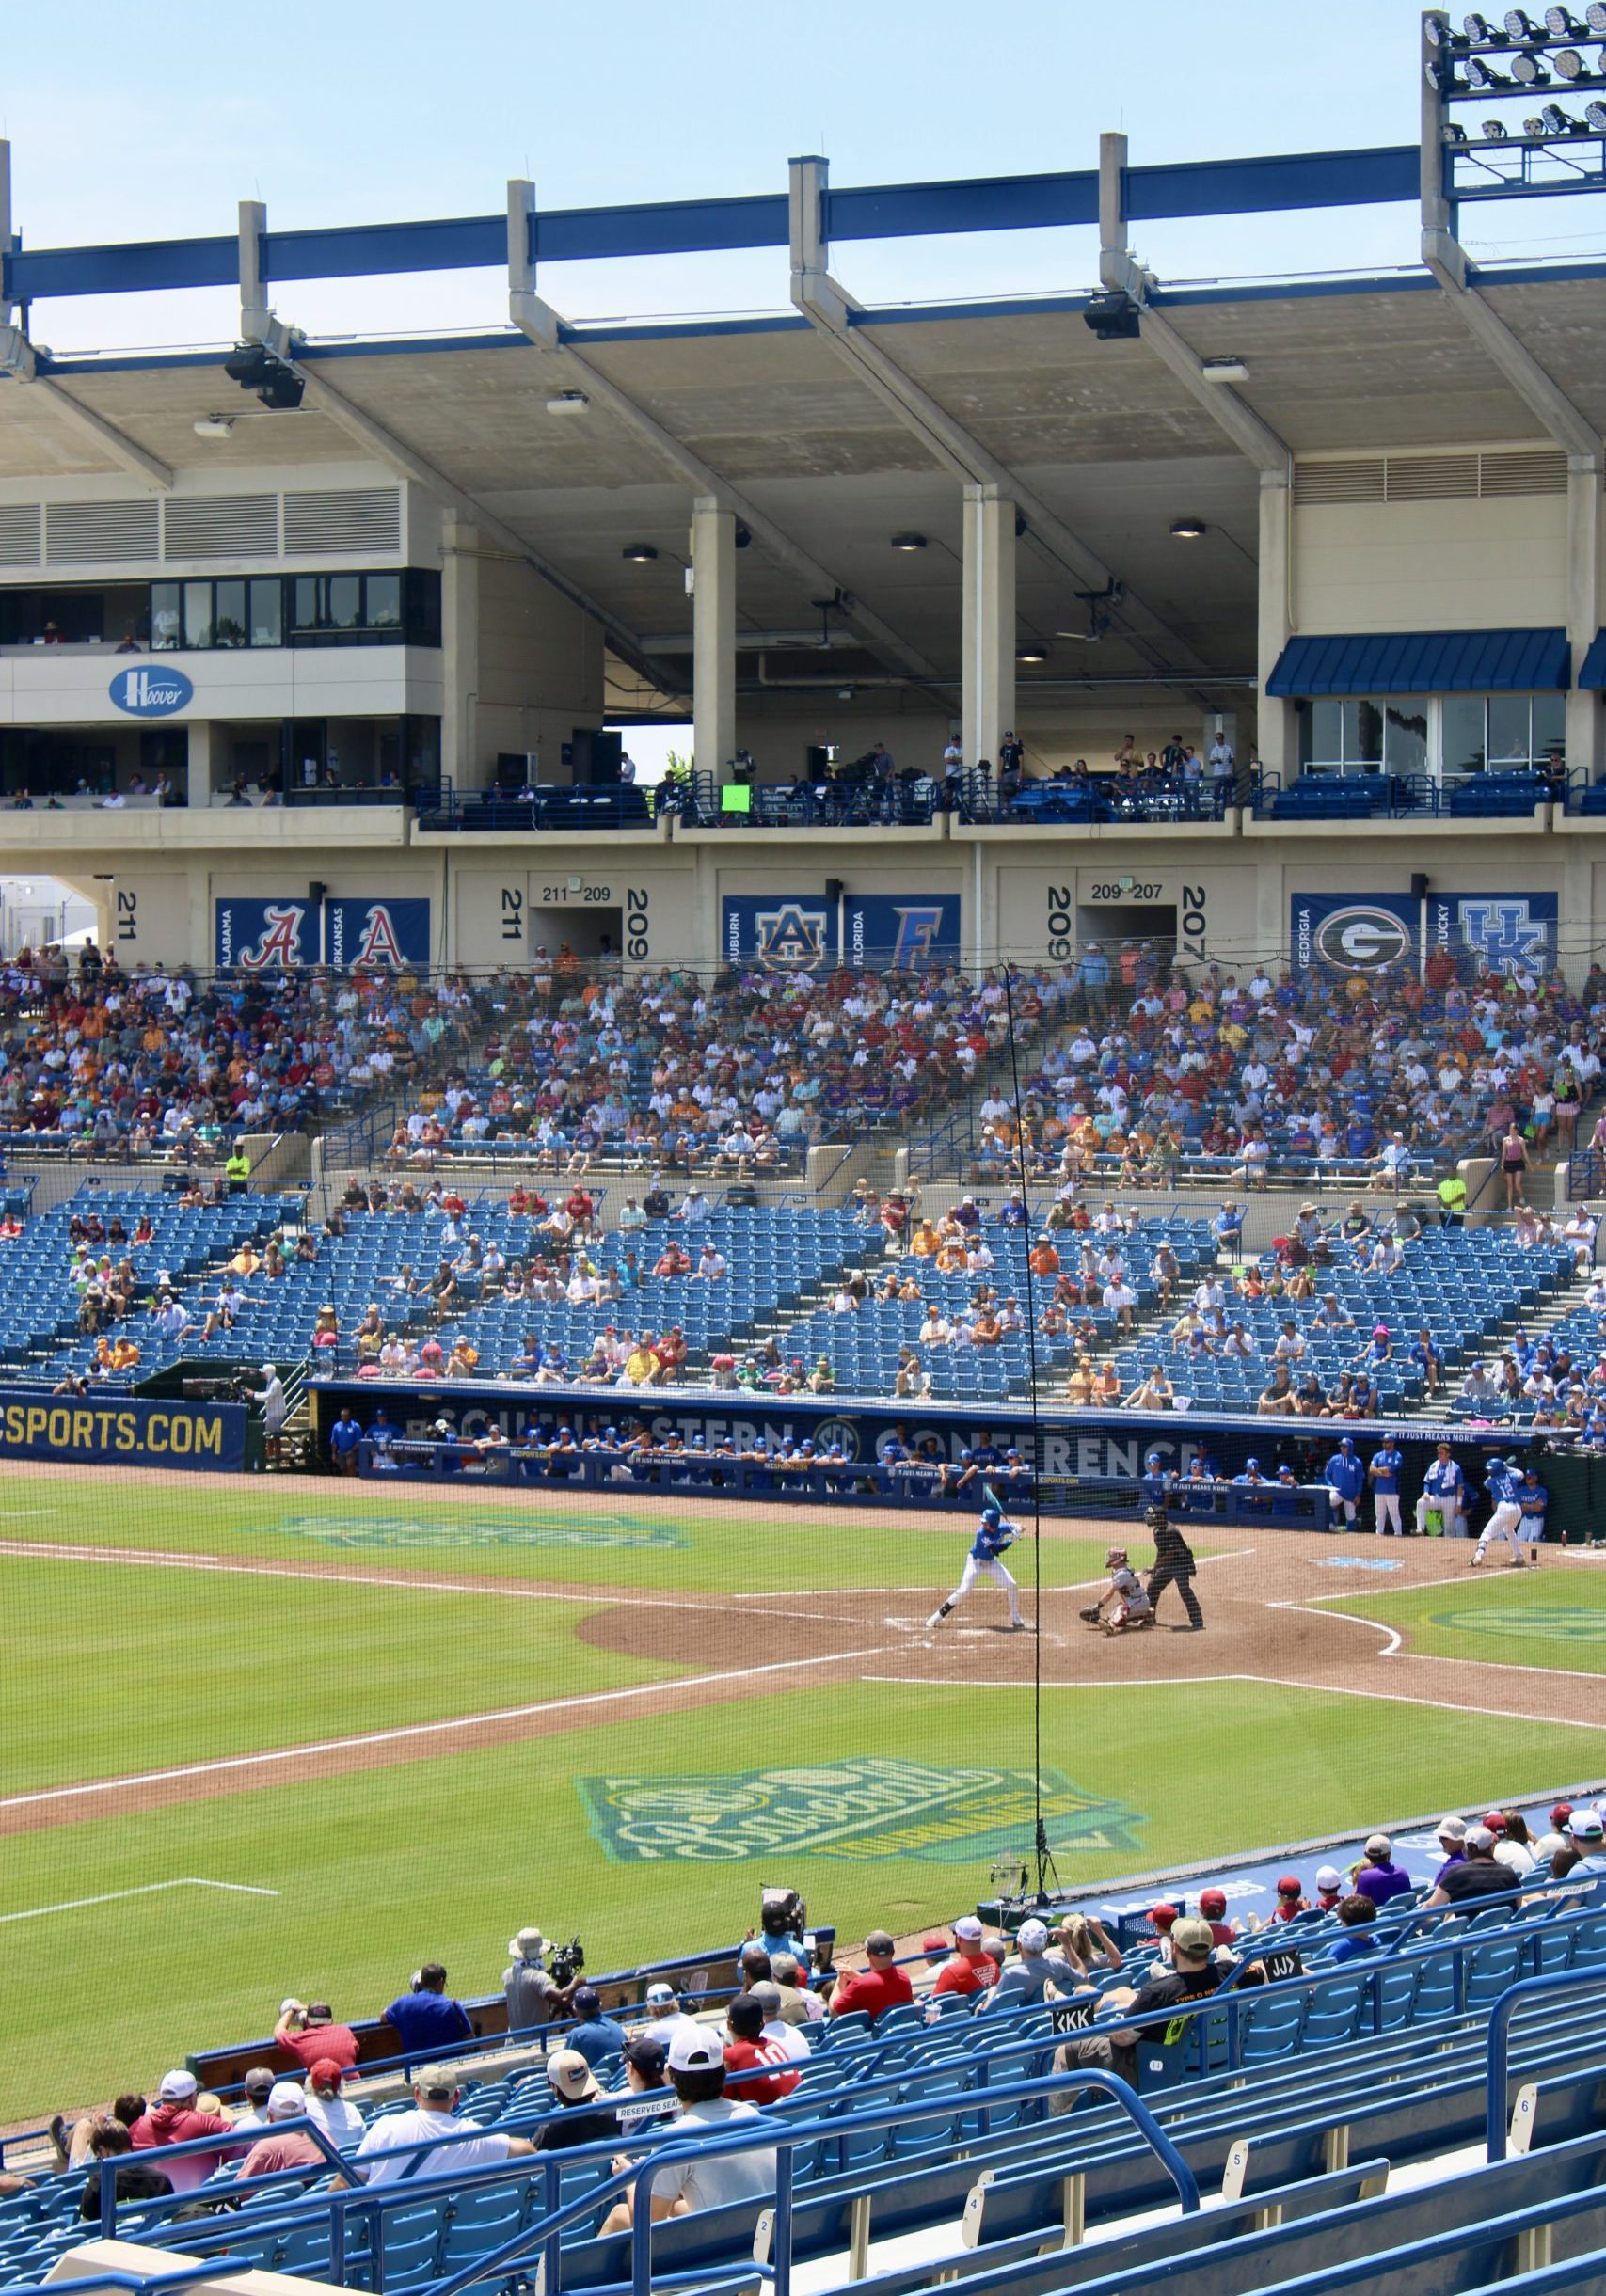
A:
1145,1505,1203,1631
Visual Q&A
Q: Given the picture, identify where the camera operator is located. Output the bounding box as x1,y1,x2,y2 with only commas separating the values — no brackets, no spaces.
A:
502,1929,580,2043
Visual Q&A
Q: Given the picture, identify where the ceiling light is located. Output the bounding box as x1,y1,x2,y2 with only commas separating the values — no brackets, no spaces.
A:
546,389,589,415
889,532,927,551
1170,516,1207,540
1201,356,1249,383
193,414,235,440
1483,113,1512,132
1016,644,1048,664
1511,47,1550,78
621,544,658,563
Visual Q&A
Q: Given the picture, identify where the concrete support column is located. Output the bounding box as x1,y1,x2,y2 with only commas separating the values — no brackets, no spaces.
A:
692,495,737,789
1256,474,1296,782
185,723,216,806
1566,460,1602,789
962,483,1015,771
440,512,481,792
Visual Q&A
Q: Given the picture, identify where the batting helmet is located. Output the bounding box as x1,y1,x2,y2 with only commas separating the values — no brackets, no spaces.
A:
980,1505,1001,1526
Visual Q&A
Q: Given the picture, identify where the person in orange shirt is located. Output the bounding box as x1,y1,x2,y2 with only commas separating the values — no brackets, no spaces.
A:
1028,1237,1059,1276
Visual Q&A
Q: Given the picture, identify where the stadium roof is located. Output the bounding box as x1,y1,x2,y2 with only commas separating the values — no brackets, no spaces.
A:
6,143,1606,702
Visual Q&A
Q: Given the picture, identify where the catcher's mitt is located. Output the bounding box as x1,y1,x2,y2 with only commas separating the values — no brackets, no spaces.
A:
1078,1605,1102,1624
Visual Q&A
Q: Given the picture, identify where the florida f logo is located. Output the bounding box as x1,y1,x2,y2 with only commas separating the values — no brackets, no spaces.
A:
1456,898,1550,977
755,904,828,966
237,905,307,970
889,904,946,968
354,904,405,968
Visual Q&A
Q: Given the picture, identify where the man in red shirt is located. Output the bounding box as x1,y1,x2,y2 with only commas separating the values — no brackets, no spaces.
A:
129,2070,243,2193
930,1915,1000,1999
722,1997,803,2104
274,1999,360,2073
828,1930,914,2021
238,2084,334,2183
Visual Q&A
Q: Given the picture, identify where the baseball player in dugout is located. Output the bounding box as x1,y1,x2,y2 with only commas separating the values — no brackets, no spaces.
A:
927,1504,1028,1631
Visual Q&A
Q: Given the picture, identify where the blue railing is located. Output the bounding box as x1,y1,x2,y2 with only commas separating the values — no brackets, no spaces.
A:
415,785,657,833
1253,768,1557,821
1485,1964,1606,2161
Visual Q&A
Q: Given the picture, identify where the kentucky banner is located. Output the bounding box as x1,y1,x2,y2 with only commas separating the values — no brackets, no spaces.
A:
1427,892,1557,978
0,1393,245,1471
722,895,959,969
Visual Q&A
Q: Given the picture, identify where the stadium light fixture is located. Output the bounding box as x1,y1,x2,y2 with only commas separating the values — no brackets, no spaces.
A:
1464,9,1497,34
621,544,659,562
1483,114,1512,132
1553,44,1587,72
1587,94,1606,119
1467,54,1513,84
1506,6,1545,32
223,341,303,411
1522,110,1550,129
1540,98,1587,124
1170,516,1207,539
1546,7,1587,31
1591,1,1606,27
889,532,927,551
1511,48,1550,79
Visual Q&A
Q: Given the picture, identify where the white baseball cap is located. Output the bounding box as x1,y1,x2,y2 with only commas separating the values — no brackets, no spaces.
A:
1315,1866,1344,1892
645,1982,677,2006
157,2069,198,2101
667,2027,723,2073
266,2082,305,2120
953,1915,984,1943
1016,1918,1049,1952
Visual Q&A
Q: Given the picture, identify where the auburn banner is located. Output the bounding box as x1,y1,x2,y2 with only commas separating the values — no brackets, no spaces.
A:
0,1393,246,1470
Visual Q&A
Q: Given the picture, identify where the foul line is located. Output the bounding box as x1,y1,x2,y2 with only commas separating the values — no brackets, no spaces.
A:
1267,1600,1404,1658
0,1644,897,1813
1,1878,279,1924
859,1671,1606,1730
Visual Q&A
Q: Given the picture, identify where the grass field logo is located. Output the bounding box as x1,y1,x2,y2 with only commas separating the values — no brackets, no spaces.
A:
577,1758,1144,1864
1428,1605,1606,1643
255,1514,689,1551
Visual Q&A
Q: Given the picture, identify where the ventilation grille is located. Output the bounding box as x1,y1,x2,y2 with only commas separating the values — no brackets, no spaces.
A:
163,493,278,560
0,504,41,567
1295,448,1569,506
44,499,161,564
282,486,401,555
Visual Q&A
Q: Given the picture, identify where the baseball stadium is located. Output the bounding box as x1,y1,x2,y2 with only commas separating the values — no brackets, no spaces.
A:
9,5,1606,2290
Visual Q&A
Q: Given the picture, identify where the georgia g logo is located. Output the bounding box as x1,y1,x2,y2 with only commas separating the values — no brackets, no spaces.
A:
1312,905,1412,973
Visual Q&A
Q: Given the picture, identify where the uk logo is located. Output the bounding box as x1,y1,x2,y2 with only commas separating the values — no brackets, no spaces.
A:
237,905,308,970
1455,898,1550,976
755,904,828,966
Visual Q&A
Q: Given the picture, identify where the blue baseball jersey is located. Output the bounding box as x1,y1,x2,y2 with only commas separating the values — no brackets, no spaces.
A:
1423,1459,1466,1502
971,1518,1016,1561
1486,1463,1524,1505
1369,1446,1403,1494
1519,1481,1549,1524
1325,1451,1365,1500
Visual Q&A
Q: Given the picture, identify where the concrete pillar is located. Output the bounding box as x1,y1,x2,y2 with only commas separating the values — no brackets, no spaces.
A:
441,512,481,792
692,496,737,789
1256,474,1296,783
962,483,1015,771
185,722,216,806
1566,459,1601,788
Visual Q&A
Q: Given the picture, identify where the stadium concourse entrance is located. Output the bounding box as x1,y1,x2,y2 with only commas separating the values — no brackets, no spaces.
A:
528,903,621,963
1074,899,1177,962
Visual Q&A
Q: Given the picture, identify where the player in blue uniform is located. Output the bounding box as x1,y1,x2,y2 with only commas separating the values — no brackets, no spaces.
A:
1416,1442,1468,1537
927,1506,1026,1631
1324,1436,1365,1529
1517,1466,1550,1563
1473,1455,1528,1567
1369,1439,1404,1536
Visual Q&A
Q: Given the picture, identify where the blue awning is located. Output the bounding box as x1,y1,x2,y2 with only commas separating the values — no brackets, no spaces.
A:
1265,628,1569,698
1579,631,1606,689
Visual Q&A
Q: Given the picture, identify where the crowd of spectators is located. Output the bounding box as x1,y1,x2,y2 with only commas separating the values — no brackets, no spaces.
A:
976,944,1606,1189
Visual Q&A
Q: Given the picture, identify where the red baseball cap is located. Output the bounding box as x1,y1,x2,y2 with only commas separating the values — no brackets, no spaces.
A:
1484,1811,1508,1834
1199,1889,1227,1916
308,2058,348,2090
1552,1802,1574,1829
922,1934,949,1956
1275,1875,1302,1895
1149,1902,1179,1930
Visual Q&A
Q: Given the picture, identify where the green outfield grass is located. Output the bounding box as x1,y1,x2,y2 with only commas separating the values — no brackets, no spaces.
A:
1,1556,676,1795
1324,1562,1606,1675
0,1474,1134,1593
5,1676,1598,2124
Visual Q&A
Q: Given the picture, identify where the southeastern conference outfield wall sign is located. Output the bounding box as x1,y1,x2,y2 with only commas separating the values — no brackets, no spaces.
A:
109,665,193,717
258,1512,689,1550
579,1758,1145,1863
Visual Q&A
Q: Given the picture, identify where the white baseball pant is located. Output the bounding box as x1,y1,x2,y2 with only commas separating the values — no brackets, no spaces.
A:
948,1554,1023,1623
1474,1502,1524,1564
1416,1494,1468,1537
1375,1493,1402,1535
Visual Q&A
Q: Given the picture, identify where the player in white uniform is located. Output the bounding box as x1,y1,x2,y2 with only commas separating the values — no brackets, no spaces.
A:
1472,1456,1528,1567
1416,1443,1468,1538
1080,1547,1155,1635
927,1507,1026,1630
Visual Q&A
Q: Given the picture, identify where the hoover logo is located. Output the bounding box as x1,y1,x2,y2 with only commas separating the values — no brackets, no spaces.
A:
109,666,193,718
578,1757,1145,1864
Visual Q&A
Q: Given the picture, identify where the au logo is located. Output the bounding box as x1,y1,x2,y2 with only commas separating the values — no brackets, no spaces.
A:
578,1757,1145,1864
755,904,829,966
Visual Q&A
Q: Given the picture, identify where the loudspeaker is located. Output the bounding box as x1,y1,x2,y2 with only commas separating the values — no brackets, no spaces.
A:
1409,872,1429,900
308,881,326,904
825,878,844,904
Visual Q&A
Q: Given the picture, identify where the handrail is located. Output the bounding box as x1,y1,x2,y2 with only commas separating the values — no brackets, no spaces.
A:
94,2114,348,2239
1485,1963,1606,2161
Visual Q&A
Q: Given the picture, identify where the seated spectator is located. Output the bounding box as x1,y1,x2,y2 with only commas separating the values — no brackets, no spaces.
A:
829,1930,914,2020
532,2051,621,2150
599,2026,775,2233
355,2066,534,2184
129,2071,242,2192
75,2116,173,2222
722,1995,802,2103
1321,1896,1380,1963
566,1984,628,2066
238,2082,335,2181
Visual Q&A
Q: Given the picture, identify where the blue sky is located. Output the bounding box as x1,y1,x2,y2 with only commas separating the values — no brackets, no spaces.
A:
8,0,1600,354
